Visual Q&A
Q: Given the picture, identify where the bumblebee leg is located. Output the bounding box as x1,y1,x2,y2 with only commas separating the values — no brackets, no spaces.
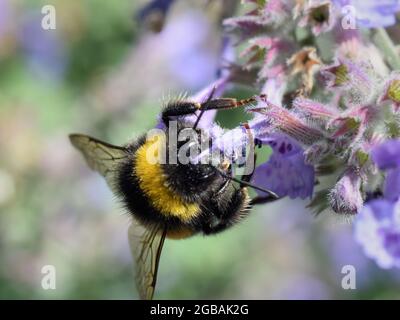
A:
201,94,265,111
162,86,217,125
162,94,266,126
161,102,201,124
250,195,279,206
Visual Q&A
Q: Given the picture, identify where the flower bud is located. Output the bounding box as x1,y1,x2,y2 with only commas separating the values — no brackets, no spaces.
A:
329,169,363,215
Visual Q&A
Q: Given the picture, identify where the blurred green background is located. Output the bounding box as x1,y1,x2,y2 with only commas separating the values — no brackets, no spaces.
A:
0,0,400,299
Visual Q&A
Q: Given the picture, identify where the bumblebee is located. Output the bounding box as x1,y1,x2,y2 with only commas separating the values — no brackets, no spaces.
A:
69,93,277,299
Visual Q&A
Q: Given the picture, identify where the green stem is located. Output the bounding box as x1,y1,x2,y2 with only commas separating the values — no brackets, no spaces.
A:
372,28,400,71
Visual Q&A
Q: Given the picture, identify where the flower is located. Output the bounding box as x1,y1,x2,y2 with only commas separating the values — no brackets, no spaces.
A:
379,72,400,110
241,36,291,80
371,139,400,170
384,168,400,202
354,199,400,268
249,97,325,145
210,126,249,163
329,169,363,215
298,0,335,35
287,47,322,94
371,139,400,202
292,97,338,126
354,139,400,268
333,0,400,28
162,11,220,90
19,11,67,80
321,58,375,105
252,133,315,199
218,0,400,269
0,0,12,39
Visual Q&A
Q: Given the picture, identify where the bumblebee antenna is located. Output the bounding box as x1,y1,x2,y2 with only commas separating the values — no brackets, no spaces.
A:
193,94,267,130
216,168,279,198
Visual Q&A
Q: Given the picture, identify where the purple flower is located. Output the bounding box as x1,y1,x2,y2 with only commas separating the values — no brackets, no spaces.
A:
162,12,220,91
333,0,400,28
249,97,325,145
371,139,400,201
209,126,249,163
321,58,360,88
299,0,335,35
354,199,400,268
329,169,363,215
0,0,12,39
371,139,400,170
384,168,400,202
19,11,67,80
379,72,400,111
292,97,338,127
321,58,375,106
355,139,400,268
252,133,315,199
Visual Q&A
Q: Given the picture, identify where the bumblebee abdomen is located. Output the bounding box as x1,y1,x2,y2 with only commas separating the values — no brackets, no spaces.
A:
134,133,201,222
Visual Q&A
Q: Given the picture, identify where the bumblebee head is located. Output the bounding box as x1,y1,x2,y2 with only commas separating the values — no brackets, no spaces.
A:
161,123,237,200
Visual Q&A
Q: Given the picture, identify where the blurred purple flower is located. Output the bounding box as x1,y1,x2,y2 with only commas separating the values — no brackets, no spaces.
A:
252,133,315,199
162,11,219,90
371,139,400,170
19,11,67,80
355,139,400,268
354,199,400,268
20,14,66,80
384,168,400,202
0,0,11,38
371,139,400,201
326,226,372,286
274,275,331,300
333,0,400,28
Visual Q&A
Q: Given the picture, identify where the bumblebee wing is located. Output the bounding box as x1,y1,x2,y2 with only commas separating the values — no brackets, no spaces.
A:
69,134,128,188
128,220,167,300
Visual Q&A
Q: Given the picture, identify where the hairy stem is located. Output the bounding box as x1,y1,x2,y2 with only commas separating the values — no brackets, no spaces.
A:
372,28,400,71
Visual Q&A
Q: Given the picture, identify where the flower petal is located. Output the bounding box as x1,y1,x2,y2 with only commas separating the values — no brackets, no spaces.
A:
252,134,315,199
371,139,400,170
384,167,400,201
354,199,400,269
